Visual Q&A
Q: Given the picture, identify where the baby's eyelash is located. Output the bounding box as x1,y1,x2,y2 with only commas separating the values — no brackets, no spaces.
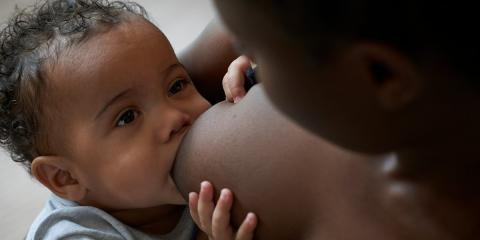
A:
115,108,139,127
168,78,191,96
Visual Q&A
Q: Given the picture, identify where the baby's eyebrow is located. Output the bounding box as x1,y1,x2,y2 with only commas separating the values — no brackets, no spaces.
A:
162,62,184,75
95,89,132,120
93,63,183,121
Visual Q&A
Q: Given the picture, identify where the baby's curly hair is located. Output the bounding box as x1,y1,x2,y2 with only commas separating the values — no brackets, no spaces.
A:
0,0,147,173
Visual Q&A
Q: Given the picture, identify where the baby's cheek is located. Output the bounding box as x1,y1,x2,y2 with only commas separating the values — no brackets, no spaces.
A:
194,97,211,117
95,162,147,205
108,171,159,207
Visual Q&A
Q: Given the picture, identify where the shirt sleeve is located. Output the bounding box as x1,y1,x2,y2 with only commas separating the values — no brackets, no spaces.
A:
30,206,134,240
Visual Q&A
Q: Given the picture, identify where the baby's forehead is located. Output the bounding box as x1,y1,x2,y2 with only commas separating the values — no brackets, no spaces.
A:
47,19,167,75
43,19,174,103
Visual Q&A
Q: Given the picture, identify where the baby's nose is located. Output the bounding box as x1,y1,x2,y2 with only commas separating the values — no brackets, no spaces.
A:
165,112,192,142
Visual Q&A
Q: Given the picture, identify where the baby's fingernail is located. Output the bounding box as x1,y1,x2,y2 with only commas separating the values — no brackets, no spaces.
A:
220,189,228,199
246,212,255,222
234,96,242,103
201,181,209,189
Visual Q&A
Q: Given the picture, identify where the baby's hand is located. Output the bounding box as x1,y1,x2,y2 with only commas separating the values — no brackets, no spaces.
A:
189,181,257,240
222,55,254,103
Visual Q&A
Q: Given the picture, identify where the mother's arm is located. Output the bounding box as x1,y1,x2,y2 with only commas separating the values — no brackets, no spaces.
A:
173,85,377,239
179,18,238,104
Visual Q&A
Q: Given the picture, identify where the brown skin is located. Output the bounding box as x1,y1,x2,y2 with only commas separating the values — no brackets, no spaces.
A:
30,18,212,236
179,18,238,104
174,85,479,240
173,1,480,239
174,85,408,240
201,0,480,239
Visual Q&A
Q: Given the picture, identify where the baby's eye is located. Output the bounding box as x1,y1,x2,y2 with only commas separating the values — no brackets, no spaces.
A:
116,109,138,127
168,79,190,96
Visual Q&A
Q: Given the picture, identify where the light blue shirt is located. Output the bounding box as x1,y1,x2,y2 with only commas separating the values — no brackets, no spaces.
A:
26,194,197,240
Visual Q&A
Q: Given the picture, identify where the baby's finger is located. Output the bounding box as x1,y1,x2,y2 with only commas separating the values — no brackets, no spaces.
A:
211,189,234,239
228,55,252,72
222,72,234,102
227,57,251,103
227,70,246,103
235,213,257,240
198,181,215,234
188,192,201,227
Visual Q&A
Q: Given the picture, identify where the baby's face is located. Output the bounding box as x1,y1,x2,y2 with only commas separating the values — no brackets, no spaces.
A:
42,19,210,209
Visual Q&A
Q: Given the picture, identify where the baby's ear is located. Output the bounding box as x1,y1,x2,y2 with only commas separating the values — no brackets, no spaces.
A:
31,156,86,202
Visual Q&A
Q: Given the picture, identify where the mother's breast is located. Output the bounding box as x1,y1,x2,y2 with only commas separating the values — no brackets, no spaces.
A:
172,85,373,239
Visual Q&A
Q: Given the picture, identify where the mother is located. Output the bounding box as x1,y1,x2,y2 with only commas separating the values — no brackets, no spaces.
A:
170,12,415,237
173,23,398,237
173,83,405,239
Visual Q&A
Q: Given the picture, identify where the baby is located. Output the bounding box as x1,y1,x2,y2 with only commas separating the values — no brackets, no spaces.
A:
0,0,255,239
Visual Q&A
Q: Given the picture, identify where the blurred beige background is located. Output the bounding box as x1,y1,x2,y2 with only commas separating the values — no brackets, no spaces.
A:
0,0,215,239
